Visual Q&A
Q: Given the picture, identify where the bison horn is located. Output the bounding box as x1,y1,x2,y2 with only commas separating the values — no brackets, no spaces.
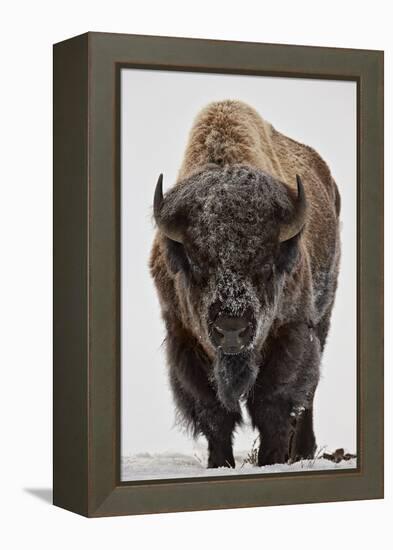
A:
279,175,307,242
153,174,184,243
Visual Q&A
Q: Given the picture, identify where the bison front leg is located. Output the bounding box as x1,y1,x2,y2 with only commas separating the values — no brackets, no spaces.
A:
195,403,240,468
247,323,320,466
207,432,235,469
289,404,317,462
166,332,241,468
252,402,316,466
248,397,296,466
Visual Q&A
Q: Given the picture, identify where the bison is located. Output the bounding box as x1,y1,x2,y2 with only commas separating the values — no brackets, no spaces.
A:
150,100,341,468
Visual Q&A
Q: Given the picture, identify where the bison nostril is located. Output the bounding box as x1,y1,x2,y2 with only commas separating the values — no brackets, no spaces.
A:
238,324,250,338
239,331,246,340
214,325,225,340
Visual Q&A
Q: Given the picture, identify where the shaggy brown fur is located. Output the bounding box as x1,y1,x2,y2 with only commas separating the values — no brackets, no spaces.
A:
150,100,341,468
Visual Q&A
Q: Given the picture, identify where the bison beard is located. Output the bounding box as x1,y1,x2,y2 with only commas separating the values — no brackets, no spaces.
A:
212,350,258,413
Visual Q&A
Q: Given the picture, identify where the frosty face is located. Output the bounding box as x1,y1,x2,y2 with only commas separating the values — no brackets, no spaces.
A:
154,165,305,410
175,213,280,356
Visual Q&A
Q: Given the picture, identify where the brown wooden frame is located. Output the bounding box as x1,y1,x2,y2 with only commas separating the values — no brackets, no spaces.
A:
53,32,384,517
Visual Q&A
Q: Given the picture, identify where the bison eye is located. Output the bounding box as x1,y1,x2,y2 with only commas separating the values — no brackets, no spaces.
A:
165,238,190,275
261,263,272,279
187,256,205,284
276,232,301,274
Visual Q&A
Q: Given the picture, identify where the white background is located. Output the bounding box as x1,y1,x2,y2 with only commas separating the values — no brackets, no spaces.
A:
1,1,391,548
121,70,357,461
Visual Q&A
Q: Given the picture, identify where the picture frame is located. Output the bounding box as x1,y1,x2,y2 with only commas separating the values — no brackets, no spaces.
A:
53,32,383,517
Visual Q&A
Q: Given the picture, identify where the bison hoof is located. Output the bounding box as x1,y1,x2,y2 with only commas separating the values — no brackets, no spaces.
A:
258,449,288,467
208,455,235,469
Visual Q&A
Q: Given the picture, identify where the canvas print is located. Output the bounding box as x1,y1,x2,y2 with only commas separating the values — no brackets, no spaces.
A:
120,70,357,481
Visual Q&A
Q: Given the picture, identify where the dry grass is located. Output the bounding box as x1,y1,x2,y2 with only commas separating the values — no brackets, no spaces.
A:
240,436,260,468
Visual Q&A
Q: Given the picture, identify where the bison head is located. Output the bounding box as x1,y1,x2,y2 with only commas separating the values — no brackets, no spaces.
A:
153,165,307,411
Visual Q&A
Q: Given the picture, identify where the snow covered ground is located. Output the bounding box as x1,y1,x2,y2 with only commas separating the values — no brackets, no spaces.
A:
121,450,357,481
